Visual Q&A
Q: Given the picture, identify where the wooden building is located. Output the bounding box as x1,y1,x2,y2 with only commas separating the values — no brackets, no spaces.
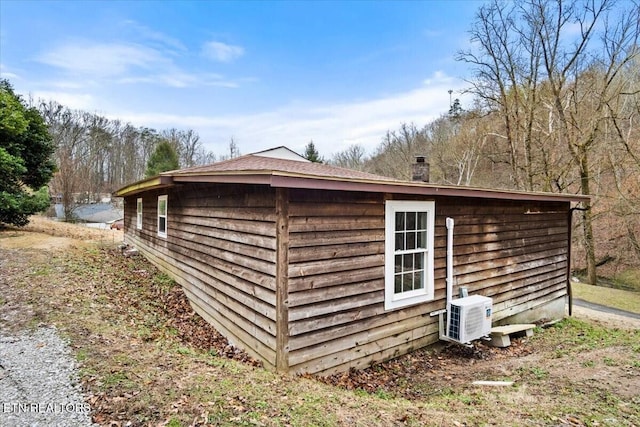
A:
116,147,587,375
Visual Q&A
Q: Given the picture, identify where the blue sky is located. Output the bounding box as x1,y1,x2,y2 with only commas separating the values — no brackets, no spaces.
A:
0,1,480,157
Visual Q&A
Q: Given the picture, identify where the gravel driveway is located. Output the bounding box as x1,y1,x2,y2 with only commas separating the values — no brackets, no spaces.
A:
0,326,96,427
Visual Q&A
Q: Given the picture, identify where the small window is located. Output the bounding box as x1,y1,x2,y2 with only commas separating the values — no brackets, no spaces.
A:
136,198,143,230
157,195,167,238
384,200,435,310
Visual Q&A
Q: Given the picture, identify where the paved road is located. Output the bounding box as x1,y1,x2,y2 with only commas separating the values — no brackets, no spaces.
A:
573,298,640,320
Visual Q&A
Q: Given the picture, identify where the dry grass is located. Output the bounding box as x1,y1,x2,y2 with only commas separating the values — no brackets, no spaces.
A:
0,214,124,245
1,218,639,427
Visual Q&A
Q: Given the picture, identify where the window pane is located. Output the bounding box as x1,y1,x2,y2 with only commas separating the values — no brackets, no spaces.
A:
395,232,404,251
417,230,426,249
418,212,427,230
394,274,402,294
407,212,416,230
406,232,416,250
159,217,166,233
402,273,413,292
395,212,404,231
394,255,402,273
159,200,166,215
414,252,424,270
403,253,413,270
415,271,424,290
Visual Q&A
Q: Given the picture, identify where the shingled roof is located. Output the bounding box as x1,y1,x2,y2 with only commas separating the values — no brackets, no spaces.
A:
169,153,400,182
115,147,588,203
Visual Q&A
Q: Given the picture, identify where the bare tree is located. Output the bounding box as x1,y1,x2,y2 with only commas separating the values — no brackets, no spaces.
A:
179,129,201,168
330,144,368,171
219,137,241,161
427,107,495,187
368,123,430,180
40,102,86,219
458,0,640,284
458,1,545,190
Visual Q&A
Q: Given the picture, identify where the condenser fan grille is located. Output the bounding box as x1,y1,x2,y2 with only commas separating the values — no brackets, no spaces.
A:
448,304,462,341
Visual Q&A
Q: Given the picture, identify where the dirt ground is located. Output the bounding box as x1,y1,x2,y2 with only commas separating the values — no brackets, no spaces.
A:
0,217,122,332
571,305,640,330
0,218,640,425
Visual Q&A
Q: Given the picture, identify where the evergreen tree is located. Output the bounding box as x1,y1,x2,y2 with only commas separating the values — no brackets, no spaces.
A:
448,98,463,119
303,140,323,163
145,140,180,178
0,80,55,227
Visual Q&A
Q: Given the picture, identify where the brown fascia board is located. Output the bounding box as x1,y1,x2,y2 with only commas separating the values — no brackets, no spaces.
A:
116,170,590,204
268,173,591,203
172,170,590,203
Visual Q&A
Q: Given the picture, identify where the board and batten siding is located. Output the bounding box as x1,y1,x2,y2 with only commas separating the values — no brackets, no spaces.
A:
123,183,279,368
285,191,569,375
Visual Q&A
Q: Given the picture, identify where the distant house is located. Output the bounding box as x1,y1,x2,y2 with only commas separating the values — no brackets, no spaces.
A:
115,146,587,374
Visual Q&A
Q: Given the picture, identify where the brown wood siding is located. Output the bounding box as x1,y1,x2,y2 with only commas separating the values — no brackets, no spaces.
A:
435,199,569,323
286,191,569,375
125,183,570,375
123,184,278,368
287,189,438,375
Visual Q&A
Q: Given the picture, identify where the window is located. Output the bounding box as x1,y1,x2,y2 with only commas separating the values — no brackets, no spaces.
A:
384,200,435,310
136,198,143,230
157,195,167,238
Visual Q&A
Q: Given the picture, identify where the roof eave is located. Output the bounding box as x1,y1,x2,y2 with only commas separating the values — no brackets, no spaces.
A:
116,169,590,203
114,175,174,197
268,174,590,203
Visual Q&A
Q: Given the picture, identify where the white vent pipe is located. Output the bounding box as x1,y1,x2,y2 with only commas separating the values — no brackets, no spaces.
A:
445,217,455,337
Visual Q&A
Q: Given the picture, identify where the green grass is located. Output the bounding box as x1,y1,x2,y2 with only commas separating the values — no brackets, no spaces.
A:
533,317,640,351
613,269,640,292
517,366,549,380
76,348,88,362
572,282,640,314
166,419,183,427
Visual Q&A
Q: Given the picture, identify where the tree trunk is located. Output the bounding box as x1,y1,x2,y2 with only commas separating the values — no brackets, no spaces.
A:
579,148,597,285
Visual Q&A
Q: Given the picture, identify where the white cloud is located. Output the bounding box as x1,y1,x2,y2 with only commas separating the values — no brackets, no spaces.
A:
112,71,470,157
35,40,245,89
0,70,20,80
30,90,94,110
38,41,165,77
0,63,21,80
120,20,187,53
202,41,245,63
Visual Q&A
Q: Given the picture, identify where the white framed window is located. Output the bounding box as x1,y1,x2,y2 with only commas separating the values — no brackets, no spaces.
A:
136,198,143,230
384,200,435,310
157,195,167,238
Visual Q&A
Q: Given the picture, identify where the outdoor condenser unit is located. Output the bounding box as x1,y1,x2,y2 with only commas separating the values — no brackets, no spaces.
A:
447,295,493,344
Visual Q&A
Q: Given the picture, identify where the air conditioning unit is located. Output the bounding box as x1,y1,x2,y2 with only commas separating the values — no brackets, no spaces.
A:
447,295,493,344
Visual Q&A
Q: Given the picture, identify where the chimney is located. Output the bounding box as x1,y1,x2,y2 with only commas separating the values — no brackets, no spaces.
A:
412,156,430,183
